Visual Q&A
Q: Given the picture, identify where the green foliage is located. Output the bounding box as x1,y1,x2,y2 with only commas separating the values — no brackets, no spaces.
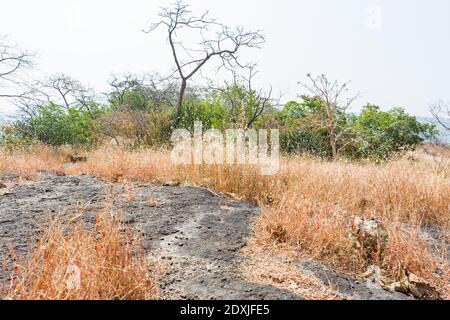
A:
277,97,331,157
346,105,438,160
213,82,273,128
280,128,330,157
179,99,226,131
109,87,151,112
21,104,98,147
277,99,437,160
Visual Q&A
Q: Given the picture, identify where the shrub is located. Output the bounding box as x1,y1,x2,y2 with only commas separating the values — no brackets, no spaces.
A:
346,105,438,160
280,128,330,157
179,99,226,131
16,104,97,147
5,212,159,300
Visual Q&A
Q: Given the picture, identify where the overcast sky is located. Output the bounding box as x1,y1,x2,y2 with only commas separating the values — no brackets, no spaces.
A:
1,0,449,116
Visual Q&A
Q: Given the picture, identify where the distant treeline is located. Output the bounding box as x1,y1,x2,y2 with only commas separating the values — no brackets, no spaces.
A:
0,72,438,162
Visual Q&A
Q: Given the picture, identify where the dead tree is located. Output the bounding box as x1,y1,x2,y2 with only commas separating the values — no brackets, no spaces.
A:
39,74,95,109
144,0,265,127
0,35,33,99
107,73,177,111
28,74,98,118
12,74,98,130
430,100,450,132
299,74,360,160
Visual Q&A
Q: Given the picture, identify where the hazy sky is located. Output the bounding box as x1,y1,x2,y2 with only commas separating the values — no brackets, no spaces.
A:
1,0,449,116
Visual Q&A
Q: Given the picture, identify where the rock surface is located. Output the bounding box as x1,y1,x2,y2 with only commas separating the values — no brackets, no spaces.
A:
297,261,412,300
0,172,298,300
0,172,413,300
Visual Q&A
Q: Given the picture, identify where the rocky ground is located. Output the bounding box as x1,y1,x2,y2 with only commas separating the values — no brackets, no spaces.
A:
0,172,411,300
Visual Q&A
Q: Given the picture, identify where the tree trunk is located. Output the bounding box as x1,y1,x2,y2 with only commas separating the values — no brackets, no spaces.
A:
330,137,338,161
175,79,187,128
329,125,338,161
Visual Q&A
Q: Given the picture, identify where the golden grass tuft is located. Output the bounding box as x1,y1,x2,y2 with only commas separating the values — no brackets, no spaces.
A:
3,212,159,300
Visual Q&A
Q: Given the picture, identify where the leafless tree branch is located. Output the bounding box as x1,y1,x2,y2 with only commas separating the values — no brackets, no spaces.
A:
430,100,450,132
144,0,264,126
299,74,360,160
0,35,34,100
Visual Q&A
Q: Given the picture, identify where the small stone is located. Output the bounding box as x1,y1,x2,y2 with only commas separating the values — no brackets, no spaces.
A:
69,155,87,163
350,217,388,263
163,180,180,187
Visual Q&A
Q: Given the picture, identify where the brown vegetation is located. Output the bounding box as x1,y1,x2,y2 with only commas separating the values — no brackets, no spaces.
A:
0,144,448,298
3,210,159,300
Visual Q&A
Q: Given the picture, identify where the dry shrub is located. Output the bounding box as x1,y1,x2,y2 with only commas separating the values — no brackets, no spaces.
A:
0,144,68,179
4,212,159,300
256,200,365,273
65,145,173,184
382,224,449,299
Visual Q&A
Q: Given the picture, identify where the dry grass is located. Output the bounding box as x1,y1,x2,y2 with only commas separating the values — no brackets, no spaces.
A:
1,143,449,298
0,145,70,180
3,211,159,300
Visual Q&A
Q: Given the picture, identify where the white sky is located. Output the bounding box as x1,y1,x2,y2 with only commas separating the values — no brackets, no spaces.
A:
1,0,450,116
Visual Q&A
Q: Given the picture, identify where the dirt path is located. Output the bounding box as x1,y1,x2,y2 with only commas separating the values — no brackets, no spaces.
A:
0,172,410,300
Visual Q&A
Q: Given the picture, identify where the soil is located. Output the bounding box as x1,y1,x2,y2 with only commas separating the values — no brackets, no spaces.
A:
0,172,410,300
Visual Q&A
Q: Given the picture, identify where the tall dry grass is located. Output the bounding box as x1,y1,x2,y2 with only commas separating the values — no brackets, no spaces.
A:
3,211,159,300
1,144,449,297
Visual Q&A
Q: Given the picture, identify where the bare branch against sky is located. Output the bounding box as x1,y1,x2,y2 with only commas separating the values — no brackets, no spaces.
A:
143,0,265,126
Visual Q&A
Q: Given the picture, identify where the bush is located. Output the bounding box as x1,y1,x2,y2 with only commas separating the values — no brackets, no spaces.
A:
16,104,97,147
280,128,331,157
346,105,438,160
0,123,32,151
96,108,173,148
143,110,174,147
179,100,226,131
5,212,159,300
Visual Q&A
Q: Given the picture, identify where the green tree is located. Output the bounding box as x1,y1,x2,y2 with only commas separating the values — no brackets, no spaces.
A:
350,104,438,160
277,97,332,157
179,99,226,132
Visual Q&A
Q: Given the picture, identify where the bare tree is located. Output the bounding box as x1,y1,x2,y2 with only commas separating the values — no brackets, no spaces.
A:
430,100,450,132
0,35,33,99
12,74,99,128
108,73,143,107
107,73,177,111
38,74,97,112
144,0,265,127
299,74,360,160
